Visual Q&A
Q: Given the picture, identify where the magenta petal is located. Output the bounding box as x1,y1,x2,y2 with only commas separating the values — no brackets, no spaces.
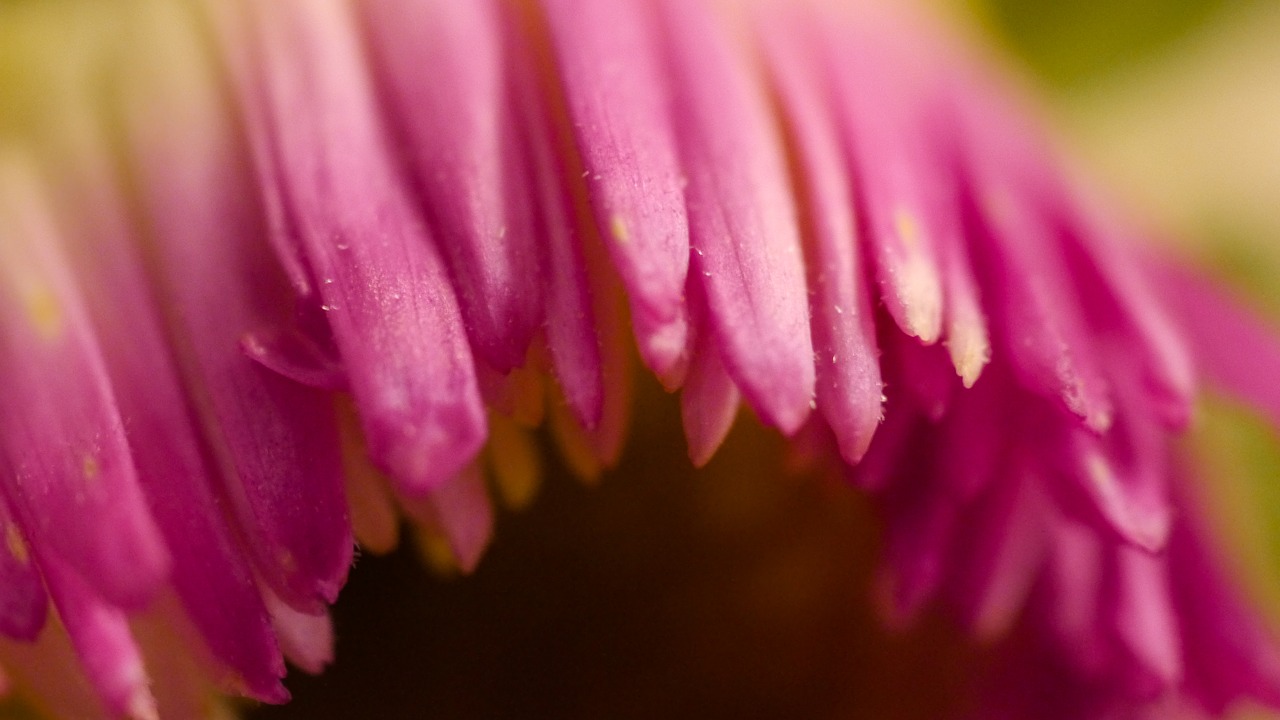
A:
847,402,922,494
0,162,168,610
38,556,157,720
655,0,814,435
361,0,542,372
954,84,1113,432
820,15,945,344
949,461,1050,640
1040,519,1109,676
1052,380,1172,551
757,6,882,463
1112,545,1182,689
506,24,605,430
878,438,958,623
540,0,691,378
64,136,288,700
124,27,353,613
1151,258,1280,429
1060,204,1194,426
231,0,489,493
0,500,46,642
1170,506,1280,713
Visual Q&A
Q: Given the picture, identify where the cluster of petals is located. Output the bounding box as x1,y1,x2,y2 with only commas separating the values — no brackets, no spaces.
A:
1,0,1279,717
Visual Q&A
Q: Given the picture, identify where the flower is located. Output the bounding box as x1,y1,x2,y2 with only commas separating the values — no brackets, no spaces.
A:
0,0,1278,718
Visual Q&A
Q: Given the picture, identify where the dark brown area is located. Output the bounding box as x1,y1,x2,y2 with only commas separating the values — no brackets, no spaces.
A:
250,388,983,720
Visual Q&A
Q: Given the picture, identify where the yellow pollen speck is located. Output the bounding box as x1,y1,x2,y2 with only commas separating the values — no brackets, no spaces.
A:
5,523,28,565
82,455,100,481
24,285,61,340
1086,452,1116,497
894,208,921,252
609,215,629,245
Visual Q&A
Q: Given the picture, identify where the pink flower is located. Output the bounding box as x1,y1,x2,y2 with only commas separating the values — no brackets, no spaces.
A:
0,0,1278,717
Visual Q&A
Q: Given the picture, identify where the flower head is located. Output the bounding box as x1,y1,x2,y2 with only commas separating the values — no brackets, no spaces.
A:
0,0,1278,718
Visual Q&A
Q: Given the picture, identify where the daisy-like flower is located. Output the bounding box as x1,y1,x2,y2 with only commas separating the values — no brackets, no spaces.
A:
1,0,1279,718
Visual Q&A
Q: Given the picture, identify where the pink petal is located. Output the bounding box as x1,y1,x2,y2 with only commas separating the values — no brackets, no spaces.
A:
755,4,883,463
1151,258,1280,429
539,0,691,378
0,500,45,641
68,123,289,700
681,293,742,468
1112,545,1183,689
1171,514,1280,713
952,80,1113,432
655,0,815,434
1060,425,1172,552
125,26,353,613
361,0,542,372
949,457,1050,641
39,557,158,720
263,588,334,676
0,161,168,611
1059,200,1194,426
819,11,945,344
228,0,489,493
506,17,605,430
241,321,347,392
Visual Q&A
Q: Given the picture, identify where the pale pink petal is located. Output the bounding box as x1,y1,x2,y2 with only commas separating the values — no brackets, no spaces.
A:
263,588,334,676
1112,545,1183,690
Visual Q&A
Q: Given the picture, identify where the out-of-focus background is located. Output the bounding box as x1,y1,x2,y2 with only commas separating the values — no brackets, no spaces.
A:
241,2,1280,719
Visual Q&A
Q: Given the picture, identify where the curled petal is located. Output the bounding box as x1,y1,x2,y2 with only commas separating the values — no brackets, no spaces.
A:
125,16,352,613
